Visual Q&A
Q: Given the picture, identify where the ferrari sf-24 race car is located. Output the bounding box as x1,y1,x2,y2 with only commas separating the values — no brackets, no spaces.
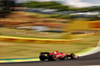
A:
39,51,79,61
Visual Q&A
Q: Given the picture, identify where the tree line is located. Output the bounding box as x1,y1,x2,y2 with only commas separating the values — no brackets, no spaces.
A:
18,1,100,12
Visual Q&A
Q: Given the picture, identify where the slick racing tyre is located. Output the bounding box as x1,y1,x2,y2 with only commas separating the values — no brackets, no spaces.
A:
39,54,46,61
70,53,76,59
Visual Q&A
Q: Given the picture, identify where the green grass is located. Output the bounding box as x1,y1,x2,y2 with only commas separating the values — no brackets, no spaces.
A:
0,27,63,39
0,27,95,39
0,35,99,59
13,11,69,21
14,11,51,18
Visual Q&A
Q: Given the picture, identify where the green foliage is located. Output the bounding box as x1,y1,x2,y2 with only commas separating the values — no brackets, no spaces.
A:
60,15,74,19
19,1,100,12
24,1,69,11
88,6,100,11
47,14,60,18
69,7,88,11
24,1,60,8
48,14,75,19
88,15,100,21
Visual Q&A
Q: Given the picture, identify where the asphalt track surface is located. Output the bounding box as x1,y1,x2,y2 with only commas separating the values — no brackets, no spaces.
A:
0,51,100,66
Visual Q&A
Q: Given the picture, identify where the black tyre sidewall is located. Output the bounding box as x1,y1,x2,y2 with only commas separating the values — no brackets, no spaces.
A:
39,54,46,61
70,53,75,59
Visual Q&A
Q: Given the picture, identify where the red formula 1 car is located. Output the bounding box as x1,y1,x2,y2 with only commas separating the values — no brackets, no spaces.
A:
39,51,78,61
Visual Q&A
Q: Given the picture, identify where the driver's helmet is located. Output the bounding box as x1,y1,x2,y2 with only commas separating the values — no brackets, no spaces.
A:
54,52,57,54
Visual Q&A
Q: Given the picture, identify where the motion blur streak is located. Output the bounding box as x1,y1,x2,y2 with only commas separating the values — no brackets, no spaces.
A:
79,40,100,57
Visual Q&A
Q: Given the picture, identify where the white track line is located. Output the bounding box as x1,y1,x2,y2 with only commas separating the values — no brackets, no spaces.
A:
79,40,100,57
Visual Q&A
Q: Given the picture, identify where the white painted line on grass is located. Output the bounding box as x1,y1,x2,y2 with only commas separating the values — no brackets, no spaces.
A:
79,40,100,57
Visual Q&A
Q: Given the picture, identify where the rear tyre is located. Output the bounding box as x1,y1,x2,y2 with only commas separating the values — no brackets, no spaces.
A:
39,54,46,61
70,53,76,59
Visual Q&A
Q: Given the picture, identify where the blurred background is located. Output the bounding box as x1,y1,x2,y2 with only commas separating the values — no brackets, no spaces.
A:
0,0,100,59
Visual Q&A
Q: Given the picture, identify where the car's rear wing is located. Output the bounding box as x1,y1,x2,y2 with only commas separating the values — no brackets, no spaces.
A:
40,52,50,54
